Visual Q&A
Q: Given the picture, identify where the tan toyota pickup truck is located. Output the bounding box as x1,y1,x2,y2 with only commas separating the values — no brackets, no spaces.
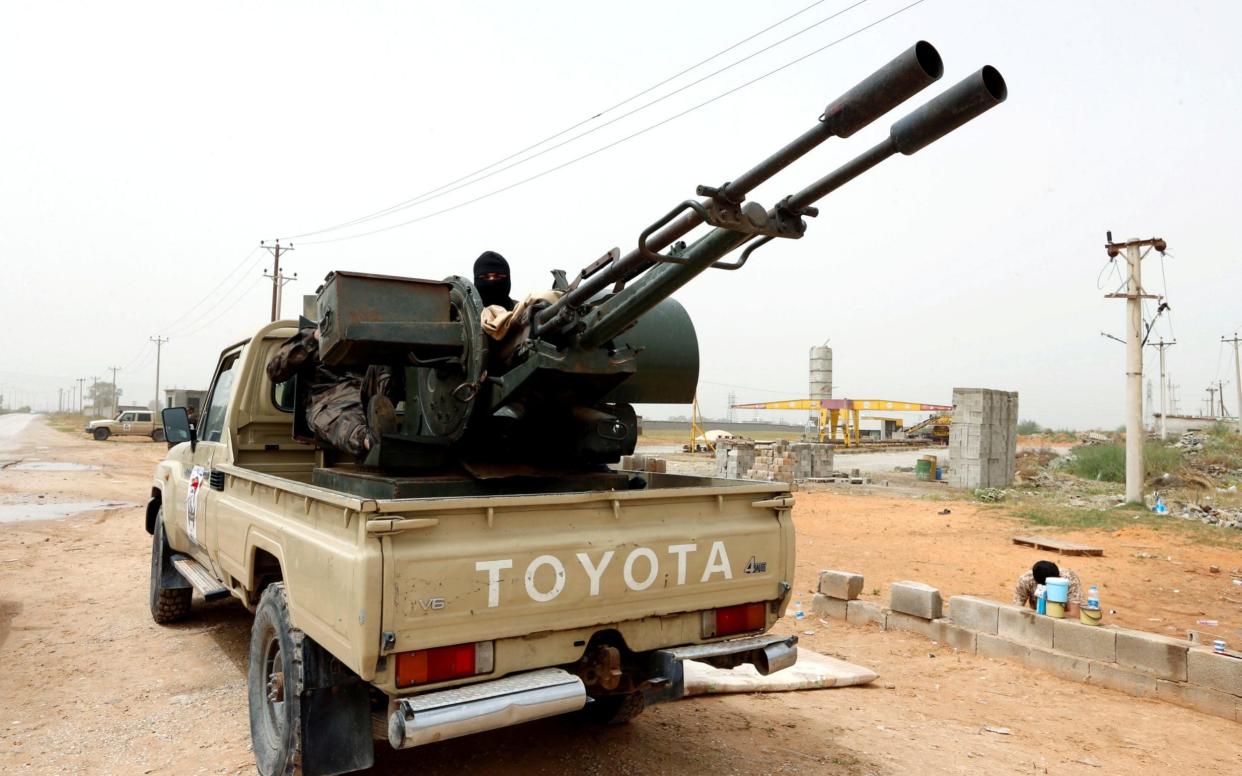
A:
146,319,796,776
86,409,164,441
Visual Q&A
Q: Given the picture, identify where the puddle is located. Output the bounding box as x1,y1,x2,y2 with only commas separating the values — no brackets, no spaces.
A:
4,461,100,472
0,500,137,524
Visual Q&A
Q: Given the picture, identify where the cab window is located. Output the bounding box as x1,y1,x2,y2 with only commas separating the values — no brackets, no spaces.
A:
119,412,135,422
272,378,295,413
199,352,240,443
137,412,151,422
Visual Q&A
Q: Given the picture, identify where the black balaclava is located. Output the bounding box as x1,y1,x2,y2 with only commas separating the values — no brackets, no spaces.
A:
473,250,514,310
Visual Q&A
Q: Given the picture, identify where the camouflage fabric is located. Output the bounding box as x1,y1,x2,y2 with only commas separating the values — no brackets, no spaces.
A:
266,327,376,457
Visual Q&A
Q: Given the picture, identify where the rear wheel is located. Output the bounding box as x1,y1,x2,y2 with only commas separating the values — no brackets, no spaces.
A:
249,583,304,776
151,428,165,442
93,427,110,441
579,691,646,725
149,511,192,623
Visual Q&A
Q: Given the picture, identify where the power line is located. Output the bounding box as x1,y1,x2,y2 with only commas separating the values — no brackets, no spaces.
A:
174,277,268,338
155,246,262,334
301,0,929,245
284,0,848,240
700,379,803,396
165,253,267,337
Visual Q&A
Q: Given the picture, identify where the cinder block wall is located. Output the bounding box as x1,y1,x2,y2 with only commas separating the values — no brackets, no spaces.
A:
714,438,832,482
949,387,1019,489
811,570,1242,722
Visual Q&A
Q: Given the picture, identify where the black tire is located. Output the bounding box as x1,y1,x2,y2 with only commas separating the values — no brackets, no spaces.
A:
93,427,110,441
249,583,304,776
151,428,165,443
149,511,192,623
579,691,646,725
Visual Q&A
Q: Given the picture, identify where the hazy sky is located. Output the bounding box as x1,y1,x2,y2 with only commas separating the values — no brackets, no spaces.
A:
3,1,1240,428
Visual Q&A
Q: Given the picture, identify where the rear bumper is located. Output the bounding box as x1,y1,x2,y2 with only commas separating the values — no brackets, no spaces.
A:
388,668,586,749
645,633,798,704
385,633,797,750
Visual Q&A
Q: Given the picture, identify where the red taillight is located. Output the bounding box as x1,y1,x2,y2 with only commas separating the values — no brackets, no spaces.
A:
395,642,493,687
707,602,767,637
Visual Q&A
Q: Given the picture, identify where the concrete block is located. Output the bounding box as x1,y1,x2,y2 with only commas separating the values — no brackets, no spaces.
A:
818,570,864,601
1186,648,1242,697
948,595,1000,634
810,593,846,620
1155,680,1240,720
977,633,1032,662
845,599,887,629
889,581,942,620
1052,619,1116,662
1115,629,1190,681
931,618,977,653
1026,646,1090,682
886,610,937,639
1087,660,1158,699
997,606,1054,649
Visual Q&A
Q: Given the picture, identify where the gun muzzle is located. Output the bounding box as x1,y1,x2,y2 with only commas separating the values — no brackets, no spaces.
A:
819,40,944,139
890,66,1007,155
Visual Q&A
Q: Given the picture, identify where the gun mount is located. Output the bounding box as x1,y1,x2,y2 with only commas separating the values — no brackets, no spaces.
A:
309,42,1007,490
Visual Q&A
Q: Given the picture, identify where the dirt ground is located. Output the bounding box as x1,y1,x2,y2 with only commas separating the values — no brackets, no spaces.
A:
2,417,1240,775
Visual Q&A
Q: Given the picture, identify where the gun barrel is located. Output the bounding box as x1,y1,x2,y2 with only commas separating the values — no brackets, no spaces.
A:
537,42,944,330
579,66,1007,348
786,66,1007,211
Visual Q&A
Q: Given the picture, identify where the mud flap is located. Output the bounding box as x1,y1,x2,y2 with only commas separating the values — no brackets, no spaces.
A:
156,537,192,593
299,637,374,776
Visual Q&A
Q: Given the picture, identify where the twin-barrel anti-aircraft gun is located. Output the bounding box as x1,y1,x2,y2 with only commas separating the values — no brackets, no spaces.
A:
306,42,1007,490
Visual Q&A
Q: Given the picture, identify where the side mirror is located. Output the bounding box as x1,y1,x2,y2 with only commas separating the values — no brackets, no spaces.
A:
162,407,196,452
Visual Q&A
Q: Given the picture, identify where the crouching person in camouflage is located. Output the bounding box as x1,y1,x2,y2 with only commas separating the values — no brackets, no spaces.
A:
265,323,398,459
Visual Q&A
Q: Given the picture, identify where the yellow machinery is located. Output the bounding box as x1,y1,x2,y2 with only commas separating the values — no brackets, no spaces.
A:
731,398,952,446
903,414,952,443
689,396,714,453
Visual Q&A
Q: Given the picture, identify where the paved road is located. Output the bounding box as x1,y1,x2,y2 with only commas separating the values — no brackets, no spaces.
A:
0,413,37,455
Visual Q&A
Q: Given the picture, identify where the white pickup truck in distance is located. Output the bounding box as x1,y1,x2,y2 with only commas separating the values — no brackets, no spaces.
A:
146,319,797,776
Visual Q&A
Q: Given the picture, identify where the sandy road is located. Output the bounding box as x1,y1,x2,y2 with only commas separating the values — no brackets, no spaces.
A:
1,417,1239,775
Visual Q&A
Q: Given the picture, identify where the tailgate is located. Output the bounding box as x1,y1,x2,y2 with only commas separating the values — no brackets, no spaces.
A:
375,484,793,651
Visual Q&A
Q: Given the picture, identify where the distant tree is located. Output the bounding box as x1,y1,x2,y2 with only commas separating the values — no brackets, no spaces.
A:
87,382,121,416
1016,419,1042,435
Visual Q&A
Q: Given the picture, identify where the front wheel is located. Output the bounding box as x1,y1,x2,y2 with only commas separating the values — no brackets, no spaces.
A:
151,428,165,442
249,583,304,776
93,427,110,441
149,511,192,623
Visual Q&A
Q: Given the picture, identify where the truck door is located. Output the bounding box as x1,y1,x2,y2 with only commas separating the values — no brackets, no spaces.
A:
180,350,240,572
135,411,153,436
118,412,136,435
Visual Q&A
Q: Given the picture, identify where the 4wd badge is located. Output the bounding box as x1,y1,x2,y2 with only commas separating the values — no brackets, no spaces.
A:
743,556,767,574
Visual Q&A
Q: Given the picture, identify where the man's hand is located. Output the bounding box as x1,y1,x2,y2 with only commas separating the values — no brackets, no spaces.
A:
313,328,322,341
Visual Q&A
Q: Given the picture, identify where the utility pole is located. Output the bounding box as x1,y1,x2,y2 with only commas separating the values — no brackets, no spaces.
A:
150,337,169,411
262,240,297,322
1104,233,1166,504
1223,333,1242,425
1206,385,1218,418
76,378,86,414
58,387,63,413
90,376,98,417
1218,380,1231,418
1146,339,1175,440
107,366,120,417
